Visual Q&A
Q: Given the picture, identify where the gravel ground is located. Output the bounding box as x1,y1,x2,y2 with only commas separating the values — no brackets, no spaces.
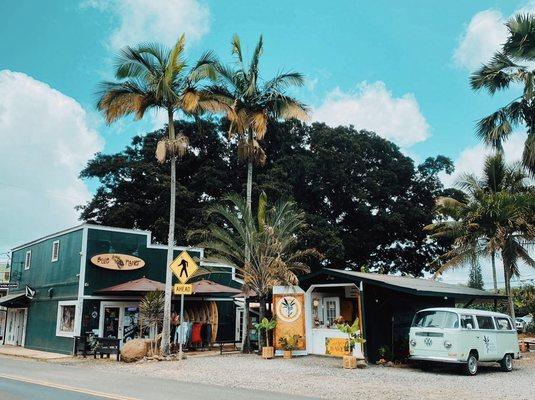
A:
63,353,535,400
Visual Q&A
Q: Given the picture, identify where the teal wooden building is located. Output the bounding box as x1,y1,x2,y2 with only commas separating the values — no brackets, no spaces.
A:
1,224,242,354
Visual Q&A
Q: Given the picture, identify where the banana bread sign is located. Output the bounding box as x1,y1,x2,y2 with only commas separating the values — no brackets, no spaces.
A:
273,293,306,350
91,254,145,271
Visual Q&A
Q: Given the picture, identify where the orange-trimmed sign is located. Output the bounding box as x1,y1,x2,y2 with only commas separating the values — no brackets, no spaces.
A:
325,337,350,357
90,253,145,271
273,293,306,351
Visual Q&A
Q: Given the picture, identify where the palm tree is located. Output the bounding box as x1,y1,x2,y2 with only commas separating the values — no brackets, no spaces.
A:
96,34,217,355
193,192,320,348
206,34,308,350
208,34,309,212
139,291,165,355
470,13,535,175
425,156,535,318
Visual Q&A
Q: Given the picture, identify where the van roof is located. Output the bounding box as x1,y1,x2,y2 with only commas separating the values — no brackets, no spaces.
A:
418,307,511,319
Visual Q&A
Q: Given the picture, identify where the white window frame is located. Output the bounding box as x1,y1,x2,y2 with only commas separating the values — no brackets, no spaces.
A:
56,300,78,337
51,240,60,262
24,251,31,270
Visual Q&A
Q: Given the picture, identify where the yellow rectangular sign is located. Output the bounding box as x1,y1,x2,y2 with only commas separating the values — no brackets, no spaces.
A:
173,284,193,295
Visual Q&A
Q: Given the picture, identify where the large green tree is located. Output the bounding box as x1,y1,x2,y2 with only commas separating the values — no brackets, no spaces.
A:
471,13,535,175
95,35,217,354
80,119,454,277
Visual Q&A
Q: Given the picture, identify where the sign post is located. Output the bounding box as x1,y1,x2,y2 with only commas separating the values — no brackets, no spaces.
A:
170,251,199,360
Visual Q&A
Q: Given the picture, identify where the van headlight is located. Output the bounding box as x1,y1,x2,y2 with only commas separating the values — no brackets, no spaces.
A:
444,340,452,349
410,339,417,347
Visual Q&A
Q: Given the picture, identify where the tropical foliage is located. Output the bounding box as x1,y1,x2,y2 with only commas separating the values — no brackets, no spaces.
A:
336,318,366,352
192,192,319,348
470,13,535,175
425,154,535,317
253,317,277,347
278,334,302,351
139,291,165,354
79,120,455,277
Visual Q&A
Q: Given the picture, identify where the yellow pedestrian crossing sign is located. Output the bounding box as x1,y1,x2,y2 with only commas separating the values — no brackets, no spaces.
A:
170,251,199,284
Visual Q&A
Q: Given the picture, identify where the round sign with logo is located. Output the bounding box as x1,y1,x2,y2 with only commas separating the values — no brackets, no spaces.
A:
275,296,302,323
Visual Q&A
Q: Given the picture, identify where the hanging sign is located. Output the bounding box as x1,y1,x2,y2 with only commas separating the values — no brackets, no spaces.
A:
173,284,193,295
170,251,198,284
90,254,145,271
25,285,36,299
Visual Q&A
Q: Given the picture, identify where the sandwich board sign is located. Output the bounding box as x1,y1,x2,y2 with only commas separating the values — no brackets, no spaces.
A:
170,251,199,284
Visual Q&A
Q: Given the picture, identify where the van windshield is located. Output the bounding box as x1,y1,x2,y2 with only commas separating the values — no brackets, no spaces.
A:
412,311,459,329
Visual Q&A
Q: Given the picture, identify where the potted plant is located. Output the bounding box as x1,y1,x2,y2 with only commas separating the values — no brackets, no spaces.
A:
336,318,366,369
253,317,277,359
377,345,391,365
278,334,301,359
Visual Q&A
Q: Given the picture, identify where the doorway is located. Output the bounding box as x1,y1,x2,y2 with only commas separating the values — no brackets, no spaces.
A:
98,302,139,346
5,308,26,346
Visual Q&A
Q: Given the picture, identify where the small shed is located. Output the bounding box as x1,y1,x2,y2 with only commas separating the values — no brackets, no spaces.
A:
299,268,505,362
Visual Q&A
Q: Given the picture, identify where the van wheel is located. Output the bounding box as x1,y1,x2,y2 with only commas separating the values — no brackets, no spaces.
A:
464,353,478,375
500,354,513,372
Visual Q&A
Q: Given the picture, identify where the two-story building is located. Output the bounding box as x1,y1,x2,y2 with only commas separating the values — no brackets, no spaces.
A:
0,224,242,354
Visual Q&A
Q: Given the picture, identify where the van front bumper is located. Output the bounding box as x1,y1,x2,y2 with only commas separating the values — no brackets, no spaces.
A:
410,355,464,364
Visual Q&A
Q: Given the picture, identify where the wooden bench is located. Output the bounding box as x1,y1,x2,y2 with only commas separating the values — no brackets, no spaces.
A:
73,335,91,357
93,337,121,361
216,340,241,355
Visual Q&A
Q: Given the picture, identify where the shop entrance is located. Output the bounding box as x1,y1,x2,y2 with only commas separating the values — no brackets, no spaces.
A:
98,302,139,346
4,308,26,346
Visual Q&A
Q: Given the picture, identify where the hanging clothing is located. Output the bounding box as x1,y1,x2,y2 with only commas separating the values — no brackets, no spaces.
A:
191,323,202,345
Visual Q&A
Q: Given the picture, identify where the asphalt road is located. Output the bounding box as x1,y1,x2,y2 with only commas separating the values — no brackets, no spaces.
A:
0,355,318,400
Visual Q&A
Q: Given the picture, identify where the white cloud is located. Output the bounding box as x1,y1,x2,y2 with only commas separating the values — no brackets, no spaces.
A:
0,71,103,254
440,131,526,188
83,0,210,49
454,2,535,70
312,81,430,148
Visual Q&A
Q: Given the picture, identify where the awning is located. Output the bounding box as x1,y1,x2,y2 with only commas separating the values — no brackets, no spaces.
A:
96,277,165,294
96,278,241,296
0,292,31,308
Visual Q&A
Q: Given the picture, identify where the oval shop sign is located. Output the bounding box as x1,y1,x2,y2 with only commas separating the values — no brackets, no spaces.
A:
90,253,145,271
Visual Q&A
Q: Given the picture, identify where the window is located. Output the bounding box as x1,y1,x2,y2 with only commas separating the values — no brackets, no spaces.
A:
461,315,475,330
51,240,60,262
495,317,512,331
476,315,495,330
322,297,340,326
24,251,31,270
56,301,77,337
412,311,459,329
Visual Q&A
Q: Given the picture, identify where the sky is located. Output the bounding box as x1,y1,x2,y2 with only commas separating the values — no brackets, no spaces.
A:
1,0,534,288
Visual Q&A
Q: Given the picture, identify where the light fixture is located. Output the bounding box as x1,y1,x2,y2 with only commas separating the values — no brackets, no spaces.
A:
313,299,319,307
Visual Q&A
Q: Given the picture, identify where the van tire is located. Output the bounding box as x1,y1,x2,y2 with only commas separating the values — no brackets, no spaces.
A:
464,352,478,376
499,354,513,372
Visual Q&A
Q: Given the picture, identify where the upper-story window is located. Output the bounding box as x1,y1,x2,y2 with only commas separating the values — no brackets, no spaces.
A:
24,250,32,270
52,240,60,262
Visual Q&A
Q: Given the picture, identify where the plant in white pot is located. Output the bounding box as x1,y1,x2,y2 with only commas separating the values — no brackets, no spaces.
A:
254,317,277,359
336,318,366,369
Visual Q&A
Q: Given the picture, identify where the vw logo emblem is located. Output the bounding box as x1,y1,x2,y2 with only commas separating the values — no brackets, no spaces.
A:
424,337,433,347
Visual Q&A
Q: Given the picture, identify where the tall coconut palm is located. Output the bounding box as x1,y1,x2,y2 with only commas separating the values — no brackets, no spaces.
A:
206,34,309,349
192,192,320,348
96,34,217,355
470,13,535,175
425,156,535,318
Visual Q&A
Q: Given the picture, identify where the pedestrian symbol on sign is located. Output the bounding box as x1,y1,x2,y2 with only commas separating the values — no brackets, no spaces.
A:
170,251,199,284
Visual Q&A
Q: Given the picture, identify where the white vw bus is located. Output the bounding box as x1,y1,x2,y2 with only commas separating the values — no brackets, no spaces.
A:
409,308,520,375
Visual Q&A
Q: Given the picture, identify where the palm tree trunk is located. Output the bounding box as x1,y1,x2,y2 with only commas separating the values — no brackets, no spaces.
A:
241,129,254,353
491,251,498,293
161,107,176,356
503,260,516,320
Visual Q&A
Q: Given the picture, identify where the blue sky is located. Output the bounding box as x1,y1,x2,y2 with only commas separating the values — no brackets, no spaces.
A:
1,0,534,286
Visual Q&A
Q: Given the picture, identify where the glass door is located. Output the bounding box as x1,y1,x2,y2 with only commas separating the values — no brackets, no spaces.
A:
122,306,139,344
322,297,340,327
103,307,120,338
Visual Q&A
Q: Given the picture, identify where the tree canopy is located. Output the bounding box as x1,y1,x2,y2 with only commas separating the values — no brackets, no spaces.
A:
79,118,454,276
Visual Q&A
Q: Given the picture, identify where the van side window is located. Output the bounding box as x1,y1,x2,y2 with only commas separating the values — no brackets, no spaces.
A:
476,316,495,330
460,315,475,329
495,317,512,331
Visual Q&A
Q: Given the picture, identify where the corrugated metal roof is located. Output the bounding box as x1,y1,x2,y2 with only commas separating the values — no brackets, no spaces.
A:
322,269,505,299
